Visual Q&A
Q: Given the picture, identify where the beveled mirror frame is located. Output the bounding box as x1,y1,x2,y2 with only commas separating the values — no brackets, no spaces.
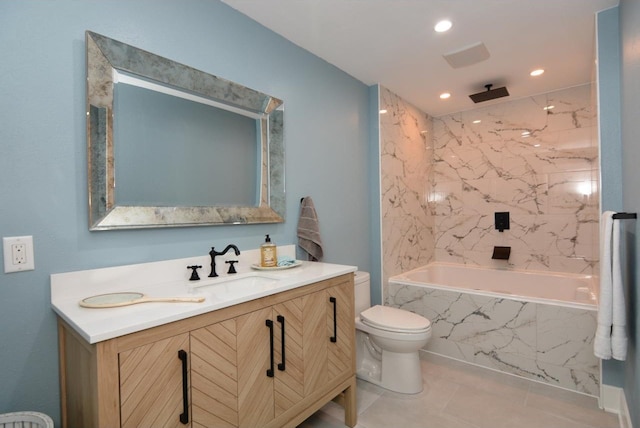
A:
86,31,285,230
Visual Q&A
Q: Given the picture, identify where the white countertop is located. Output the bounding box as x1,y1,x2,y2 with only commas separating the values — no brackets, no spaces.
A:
51,245,356,344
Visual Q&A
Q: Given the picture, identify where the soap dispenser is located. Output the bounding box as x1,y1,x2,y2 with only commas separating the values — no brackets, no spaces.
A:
260,234,277,267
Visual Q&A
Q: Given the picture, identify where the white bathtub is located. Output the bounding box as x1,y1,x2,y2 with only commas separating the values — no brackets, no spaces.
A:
389,262,596,310
387,262,599,395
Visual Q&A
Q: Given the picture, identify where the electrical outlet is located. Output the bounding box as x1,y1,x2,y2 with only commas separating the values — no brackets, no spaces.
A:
12,243,27,264
3,236,35,273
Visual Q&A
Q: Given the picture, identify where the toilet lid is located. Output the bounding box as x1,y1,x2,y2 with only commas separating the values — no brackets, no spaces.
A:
360,305,431,333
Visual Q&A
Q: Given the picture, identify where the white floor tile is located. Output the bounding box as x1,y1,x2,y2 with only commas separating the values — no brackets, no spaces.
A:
300,355,618,428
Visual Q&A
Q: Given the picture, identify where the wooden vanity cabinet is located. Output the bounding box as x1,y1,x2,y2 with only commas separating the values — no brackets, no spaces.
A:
192,283,355,428
58,274,356,428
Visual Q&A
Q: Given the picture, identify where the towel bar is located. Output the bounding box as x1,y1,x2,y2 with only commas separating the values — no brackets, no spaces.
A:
612,212,637,220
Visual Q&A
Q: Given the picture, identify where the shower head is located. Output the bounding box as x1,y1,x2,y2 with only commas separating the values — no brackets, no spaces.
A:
469,84,509,103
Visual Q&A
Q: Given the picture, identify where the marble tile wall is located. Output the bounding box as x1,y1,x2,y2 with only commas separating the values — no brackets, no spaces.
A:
387,282,600,395
379,86,434,286
378,85,600,395
431,84,599,275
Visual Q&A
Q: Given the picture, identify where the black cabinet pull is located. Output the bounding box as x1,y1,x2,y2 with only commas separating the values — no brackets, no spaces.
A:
330,297,337,343
266,319,275,377
178,350,189,424
277,315,286,371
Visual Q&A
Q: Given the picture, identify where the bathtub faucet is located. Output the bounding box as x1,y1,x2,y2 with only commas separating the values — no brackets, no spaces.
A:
209,244,241,277
492,246,511,260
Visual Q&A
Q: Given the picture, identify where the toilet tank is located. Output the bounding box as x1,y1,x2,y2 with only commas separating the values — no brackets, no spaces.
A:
354,271,371,315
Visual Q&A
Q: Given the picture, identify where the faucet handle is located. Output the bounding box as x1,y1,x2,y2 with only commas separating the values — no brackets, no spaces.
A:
226,260,238,274
187,265,202,281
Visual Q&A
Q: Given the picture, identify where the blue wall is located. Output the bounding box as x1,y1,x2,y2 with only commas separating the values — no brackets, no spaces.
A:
597,8,623,215
0,1,371,423
597,6,626,388
619,1,640,425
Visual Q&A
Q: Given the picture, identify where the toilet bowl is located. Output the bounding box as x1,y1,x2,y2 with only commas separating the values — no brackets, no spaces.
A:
354,271,432,394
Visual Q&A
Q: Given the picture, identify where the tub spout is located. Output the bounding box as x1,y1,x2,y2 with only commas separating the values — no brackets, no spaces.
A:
492,246,511,260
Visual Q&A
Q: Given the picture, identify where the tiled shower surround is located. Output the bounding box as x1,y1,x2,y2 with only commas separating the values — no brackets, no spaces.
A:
380,84,599,278
431,84,599,275
379,87,434,287
378,84,600,395
387,283,599,395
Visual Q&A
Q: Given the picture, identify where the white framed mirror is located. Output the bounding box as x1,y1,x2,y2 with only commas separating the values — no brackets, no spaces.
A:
86,31,285,230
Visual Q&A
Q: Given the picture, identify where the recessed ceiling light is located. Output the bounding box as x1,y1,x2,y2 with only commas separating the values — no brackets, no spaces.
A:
530,69,545,77
379,109,388,114
434,20,452,33
439,92,451,100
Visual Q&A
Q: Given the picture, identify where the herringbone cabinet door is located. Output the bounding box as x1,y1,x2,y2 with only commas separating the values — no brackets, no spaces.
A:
272,298,305,417
303,291,329,395
327,282,354,383
119,333,190,428
236,307,274,427
191,319,239,428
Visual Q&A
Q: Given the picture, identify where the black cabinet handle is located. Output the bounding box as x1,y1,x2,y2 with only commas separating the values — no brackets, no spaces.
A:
277,315,286,371
178,350,189,424
330,297,337,343
266,319,275,377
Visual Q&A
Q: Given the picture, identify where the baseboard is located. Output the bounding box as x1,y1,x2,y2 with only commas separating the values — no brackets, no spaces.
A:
620,390,633,428
601,385,621,413
601,385,633,428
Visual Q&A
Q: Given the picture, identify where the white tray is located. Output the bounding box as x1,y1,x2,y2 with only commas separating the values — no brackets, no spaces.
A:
250,261,302,270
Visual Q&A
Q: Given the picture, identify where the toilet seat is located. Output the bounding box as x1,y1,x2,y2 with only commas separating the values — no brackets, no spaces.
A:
360,305,431,334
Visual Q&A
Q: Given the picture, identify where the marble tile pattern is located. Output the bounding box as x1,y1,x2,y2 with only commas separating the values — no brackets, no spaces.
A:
379,86,435,286
431,85,599,275
387,282,599,396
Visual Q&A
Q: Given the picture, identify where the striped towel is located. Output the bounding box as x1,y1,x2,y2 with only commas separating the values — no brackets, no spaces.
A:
297,196,324,261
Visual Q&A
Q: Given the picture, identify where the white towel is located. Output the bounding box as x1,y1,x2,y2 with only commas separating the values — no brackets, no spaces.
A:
611,219,628,360
297,197,324,261
594,211,628,361
594,211,614,359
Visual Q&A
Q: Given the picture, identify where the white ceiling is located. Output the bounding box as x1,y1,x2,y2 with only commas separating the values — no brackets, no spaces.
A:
221,0,619,117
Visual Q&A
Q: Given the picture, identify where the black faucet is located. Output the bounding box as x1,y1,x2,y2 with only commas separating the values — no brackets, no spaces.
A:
209,244,241,277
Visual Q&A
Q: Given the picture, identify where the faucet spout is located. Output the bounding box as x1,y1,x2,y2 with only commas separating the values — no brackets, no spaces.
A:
209,244,241,277
223,244,241,256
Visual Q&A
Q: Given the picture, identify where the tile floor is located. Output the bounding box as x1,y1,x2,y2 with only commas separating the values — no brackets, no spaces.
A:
299,353,619,428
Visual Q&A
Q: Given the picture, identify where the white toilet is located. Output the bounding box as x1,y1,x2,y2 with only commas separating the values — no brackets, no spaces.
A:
354,271,432,394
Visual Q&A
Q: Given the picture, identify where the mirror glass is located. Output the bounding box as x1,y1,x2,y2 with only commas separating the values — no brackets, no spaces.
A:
86,31,285,230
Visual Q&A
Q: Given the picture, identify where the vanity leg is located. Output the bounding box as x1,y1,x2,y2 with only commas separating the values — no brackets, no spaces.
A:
343,376,357,427
57,320,68,428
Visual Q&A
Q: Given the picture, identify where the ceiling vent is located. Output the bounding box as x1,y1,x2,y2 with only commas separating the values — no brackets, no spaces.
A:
442,42,490,69
469,84,510,103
